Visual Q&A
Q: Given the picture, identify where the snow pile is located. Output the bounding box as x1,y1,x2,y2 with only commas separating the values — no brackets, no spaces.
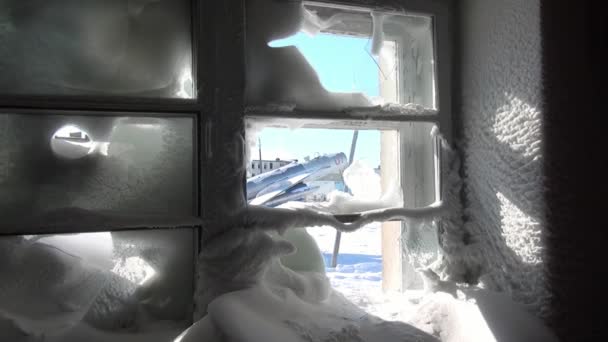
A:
0,234,112,337
185,285,441,342
409,289,558,342
343,160,382,200
301,159,403,215
192,225,437,342
192,208,557,342
307,223,424,322
0,230,193,341
304,220,558,341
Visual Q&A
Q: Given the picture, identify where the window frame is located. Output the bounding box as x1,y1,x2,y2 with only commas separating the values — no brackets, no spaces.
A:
0,0,207,325
0,0,205,231
242,0,453,292
0,0,453,318
244,0,452,203
0,0,452,228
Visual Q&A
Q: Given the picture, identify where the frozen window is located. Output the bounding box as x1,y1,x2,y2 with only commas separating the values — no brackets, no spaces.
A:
0,113,195,229
0,0,193,98
0,228,194,339
246,0,436,110
0,0,452,336
246,117,440,304
245,0,450,302
0,0,199,332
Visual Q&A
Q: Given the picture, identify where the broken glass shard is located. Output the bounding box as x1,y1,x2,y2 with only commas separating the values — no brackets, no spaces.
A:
246,0,436,111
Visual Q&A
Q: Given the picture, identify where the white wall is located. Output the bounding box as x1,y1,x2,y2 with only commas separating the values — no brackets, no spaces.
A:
458,0,548,315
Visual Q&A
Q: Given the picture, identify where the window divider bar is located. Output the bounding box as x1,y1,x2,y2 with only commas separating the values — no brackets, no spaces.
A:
246,111,441,125
0,95,204,114
0,215,203,237
0,107,201,119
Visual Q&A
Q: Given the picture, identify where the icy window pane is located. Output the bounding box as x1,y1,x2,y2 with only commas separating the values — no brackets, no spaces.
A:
0,228,194,339
246,120,436,212
0,113,195,224
246,0,435,110
0,0,193,98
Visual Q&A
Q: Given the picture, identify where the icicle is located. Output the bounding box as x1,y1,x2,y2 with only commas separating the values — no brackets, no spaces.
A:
370,11,385,56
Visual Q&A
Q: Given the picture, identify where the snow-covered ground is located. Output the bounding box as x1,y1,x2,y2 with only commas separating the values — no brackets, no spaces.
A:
307,223,423,322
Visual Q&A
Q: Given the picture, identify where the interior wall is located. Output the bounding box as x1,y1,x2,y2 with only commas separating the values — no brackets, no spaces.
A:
457,0,548,315
541,1,607,340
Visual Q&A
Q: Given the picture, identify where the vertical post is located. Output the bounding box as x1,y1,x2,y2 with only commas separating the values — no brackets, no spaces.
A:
331,230,342,268
258,137,262,174
331,130,358,267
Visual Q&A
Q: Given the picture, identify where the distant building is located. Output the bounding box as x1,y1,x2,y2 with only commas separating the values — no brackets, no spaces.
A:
247,158,294,177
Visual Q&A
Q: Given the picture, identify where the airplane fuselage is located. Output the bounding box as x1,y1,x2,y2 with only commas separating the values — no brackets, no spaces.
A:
246,152,348,206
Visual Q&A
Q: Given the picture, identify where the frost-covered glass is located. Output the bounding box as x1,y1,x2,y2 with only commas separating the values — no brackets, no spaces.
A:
246,0,436,111
0,113,195,224
0,228,194,340
0,0,193,98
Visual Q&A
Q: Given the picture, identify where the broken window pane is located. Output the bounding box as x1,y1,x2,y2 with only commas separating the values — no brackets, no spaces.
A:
0,228,194,339
246,0,435,110
0,0,193,98
0,113,195,226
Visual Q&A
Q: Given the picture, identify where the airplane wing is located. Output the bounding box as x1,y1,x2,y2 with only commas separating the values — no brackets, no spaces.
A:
249,172,312,206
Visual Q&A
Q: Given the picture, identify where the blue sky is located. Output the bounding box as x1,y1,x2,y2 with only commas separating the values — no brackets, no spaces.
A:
259,32,381,167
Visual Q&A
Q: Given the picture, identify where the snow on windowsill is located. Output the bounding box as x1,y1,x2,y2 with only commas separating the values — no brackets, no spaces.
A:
246,103,437,116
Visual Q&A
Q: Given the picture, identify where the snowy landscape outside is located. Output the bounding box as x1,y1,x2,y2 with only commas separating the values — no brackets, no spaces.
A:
307,223,423,322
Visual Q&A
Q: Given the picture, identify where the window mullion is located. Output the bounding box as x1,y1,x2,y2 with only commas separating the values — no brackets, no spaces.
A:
0,95,203,114
199,1,247,238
